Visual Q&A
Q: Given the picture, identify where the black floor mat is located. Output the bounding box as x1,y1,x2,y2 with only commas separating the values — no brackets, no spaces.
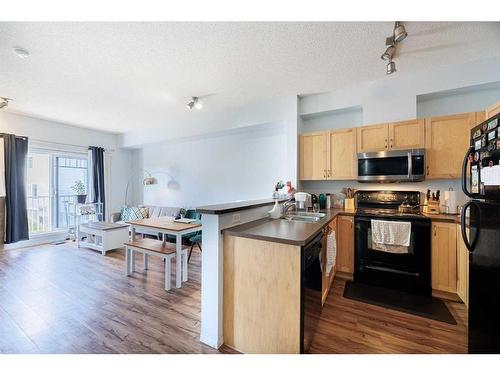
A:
343,281,457,325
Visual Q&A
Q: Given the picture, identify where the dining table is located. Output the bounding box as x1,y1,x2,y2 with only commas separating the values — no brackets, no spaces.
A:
126,217,202,288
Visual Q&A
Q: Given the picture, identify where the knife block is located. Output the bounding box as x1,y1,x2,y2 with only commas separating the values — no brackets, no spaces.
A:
427,199,440,214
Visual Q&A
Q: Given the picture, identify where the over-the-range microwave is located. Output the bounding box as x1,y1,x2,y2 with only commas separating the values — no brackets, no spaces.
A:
357,149,425,183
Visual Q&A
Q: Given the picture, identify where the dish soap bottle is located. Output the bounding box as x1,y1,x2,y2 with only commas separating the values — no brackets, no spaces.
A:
268,200,282,219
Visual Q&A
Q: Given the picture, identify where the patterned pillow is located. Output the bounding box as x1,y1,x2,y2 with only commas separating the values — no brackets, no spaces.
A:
120,206,149,221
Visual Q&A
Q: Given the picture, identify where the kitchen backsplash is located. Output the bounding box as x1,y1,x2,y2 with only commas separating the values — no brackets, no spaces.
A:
300,179,466,207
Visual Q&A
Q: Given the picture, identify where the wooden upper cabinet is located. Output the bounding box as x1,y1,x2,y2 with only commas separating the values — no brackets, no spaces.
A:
356,123,388,153
300,132,328,180
336,215,354,276
431,222,457,293
485,100,500,118
424,112,478,179
328,128,357,180
388,119,425,150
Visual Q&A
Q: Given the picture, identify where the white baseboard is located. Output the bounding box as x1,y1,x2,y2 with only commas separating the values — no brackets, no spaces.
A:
1,230,68,250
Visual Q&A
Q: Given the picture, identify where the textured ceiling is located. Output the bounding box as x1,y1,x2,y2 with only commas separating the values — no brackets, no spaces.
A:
1,22,499,134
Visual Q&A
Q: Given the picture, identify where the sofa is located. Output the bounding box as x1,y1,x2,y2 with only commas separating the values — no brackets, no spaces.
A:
110,205,182,238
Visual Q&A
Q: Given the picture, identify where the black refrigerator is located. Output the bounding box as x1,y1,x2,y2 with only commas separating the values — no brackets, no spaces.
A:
461,112,500,353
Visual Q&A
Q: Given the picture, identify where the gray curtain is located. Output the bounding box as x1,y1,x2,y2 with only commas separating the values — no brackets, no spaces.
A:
89,146,105,221
3,134,29,244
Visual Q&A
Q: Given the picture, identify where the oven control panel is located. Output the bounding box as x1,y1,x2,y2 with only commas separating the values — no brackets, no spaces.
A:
355,190,420,207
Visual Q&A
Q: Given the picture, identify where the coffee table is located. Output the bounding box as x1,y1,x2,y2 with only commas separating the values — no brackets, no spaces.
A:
77,222,130,255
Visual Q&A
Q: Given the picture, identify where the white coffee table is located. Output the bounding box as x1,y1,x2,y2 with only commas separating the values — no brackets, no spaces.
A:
77,222,129,255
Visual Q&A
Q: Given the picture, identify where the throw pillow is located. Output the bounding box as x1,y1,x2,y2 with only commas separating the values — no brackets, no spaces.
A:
120,206,149,221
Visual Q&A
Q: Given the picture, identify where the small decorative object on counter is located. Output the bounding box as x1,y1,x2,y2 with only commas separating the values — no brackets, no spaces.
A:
272,180,285,198
71,180,87,204
326,193,331,209
318,194,327,209
268,200,282,219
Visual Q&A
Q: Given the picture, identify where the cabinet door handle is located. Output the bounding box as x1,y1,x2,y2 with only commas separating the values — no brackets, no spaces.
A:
323,170,326,178
390,138,393,148
427,165,430,176
433,225,436,236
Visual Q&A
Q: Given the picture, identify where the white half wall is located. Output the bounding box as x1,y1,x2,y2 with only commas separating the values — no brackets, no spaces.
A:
137,123,289,208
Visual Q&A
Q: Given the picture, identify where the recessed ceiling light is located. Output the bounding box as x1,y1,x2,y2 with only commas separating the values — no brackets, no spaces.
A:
13,46,30,59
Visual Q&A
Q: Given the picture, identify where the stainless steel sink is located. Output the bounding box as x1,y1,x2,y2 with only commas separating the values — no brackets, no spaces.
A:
282,212,325,222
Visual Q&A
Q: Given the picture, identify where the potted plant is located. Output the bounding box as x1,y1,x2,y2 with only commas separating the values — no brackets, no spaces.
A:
71,180,87,204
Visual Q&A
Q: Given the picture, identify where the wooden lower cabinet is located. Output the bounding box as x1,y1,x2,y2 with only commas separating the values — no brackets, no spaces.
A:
223,235,302,353
456,224,469,305
336,215,354,278
321,218,337,304
431,221,457,295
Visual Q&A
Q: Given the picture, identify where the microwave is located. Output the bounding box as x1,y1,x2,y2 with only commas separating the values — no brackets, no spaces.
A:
357,149,425,183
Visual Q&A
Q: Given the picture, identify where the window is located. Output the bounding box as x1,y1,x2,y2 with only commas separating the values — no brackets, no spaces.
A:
26,150,89,234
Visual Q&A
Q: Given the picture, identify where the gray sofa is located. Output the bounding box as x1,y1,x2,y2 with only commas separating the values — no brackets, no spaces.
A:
110,205,182,237
110,205,181,224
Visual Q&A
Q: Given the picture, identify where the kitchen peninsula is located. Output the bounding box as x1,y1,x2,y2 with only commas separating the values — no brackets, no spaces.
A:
197,198,354,353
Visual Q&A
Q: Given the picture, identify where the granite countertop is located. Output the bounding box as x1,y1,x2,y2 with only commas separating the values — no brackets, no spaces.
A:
422,212,461,223
196,198,287,215
222,208,354,246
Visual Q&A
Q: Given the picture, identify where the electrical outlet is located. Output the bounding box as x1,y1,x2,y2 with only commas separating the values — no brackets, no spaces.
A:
232,213,241,224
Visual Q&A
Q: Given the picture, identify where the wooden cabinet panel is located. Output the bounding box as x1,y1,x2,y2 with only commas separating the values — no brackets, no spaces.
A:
322,218,337,305
456,224,469,305
485,100,500,118
336,215,354,276
431,222,457,293
356,123,388,153
424,112,478,179
388,119,425,150
328,128,357,180
300,132,328,180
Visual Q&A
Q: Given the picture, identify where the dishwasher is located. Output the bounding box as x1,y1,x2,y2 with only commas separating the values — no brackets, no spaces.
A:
301,229,324,353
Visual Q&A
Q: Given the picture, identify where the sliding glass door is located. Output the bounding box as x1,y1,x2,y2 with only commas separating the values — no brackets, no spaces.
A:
26,150,88,234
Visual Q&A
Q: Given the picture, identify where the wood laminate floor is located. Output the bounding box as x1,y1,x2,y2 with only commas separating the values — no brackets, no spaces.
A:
0,243,467,354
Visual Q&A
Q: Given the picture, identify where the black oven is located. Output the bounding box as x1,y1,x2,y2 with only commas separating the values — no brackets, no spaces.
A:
354,215,431,295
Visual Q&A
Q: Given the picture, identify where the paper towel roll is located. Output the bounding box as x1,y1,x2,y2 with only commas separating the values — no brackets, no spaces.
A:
444,190,458,214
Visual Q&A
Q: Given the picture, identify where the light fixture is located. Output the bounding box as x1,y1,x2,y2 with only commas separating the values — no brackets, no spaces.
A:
393,22,408,43
386,60,397,75
186,96,202,110
0,97,12,109
381,45,395,61
380,22,407,75
143,176,158,185
13,46,30,59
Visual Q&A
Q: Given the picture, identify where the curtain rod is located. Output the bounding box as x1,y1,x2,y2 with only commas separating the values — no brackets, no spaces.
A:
0,133,28,140
30,138,114,152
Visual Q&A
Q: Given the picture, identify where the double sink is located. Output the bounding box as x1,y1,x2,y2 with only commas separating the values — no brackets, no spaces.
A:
282,211,326,223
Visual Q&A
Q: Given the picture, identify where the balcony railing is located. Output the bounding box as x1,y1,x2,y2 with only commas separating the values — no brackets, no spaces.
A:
26,194,80,234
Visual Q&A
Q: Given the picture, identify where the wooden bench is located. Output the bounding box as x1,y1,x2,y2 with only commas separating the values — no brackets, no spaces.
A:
124,238,188,291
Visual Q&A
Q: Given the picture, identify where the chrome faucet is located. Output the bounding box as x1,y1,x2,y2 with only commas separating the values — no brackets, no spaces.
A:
281,198,296,216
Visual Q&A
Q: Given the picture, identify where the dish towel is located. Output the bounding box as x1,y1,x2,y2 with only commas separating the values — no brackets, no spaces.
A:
325,229,337,276
371,219,411,254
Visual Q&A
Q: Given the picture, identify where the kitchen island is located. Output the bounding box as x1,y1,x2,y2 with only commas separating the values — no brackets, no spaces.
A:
221,208,354,353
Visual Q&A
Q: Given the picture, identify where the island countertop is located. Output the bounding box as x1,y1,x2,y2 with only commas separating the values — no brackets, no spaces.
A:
222,208,355,246
196,198,287,215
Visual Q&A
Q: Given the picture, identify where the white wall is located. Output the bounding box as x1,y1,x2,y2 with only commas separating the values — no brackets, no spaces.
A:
0,110,132,216
138,123,288,208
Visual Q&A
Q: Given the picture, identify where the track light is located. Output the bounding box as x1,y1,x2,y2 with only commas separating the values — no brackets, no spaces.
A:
381,45,395,61
386,60,396,75
0,97,12,109
380,22,407,75
393,21,408,43
186,96,202,110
